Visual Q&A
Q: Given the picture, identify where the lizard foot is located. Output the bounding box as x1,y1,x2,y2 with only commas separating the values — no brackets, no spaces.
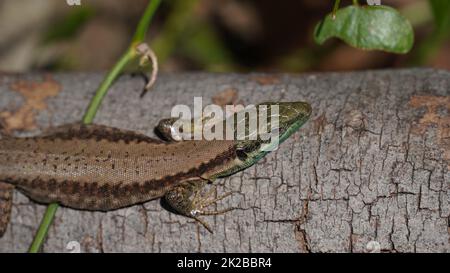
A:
164,180,236,233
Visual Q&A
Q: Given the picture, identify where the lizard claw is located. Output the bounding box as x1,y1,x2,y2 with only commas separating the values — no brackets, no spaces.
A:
193,216,214,234
190,191,236,233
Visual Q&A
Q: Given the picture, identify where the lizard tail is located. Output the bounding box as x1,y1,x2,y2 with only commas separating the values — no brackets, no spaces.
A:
0,182,14,237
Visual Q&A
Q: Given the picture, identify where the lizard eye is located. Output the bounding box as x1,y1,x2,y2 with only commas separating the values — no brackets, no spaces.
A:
236,148,248,161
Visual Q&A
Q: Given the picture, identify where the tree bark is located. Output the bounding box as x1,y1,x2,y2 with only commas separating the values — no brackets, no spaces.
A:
0,69,449,253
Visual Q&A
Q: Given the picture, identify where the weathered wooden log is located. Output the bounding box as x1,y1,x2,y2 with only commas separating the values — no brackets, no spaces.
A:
0,69,448,252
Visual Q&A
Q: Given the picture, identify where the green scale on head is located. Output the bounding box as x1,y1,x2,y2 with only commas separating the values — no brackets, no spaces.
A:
222,101,312,176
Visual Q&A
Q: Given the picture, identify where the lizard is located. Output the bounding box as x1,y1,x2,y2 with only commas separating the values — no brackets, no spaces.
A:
0,101,311,235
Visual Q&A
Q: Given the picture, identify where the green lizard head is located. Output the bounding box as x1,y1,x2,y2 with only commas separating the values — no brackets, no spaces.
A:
230,101,312,173
155,101,311,176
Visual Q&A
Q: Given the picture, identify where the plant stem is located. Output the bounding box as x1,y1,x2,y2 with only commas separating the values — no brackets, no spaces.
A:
133,0,162,43
27,0,162,253
333,0,341,18
27,203,58,253
82,49,134,123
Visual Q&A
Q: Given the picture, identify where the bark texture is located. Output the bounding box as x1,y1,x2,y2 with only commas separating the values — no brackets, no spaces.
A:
0,69,449,253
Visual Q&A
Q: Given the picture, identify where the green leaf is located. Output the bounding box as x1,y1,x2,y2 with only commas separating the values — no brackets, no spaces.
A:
314,5,414,54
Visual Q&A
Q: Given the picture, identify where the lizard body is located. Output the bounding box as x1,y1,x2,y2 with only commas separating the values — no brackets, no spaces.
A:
0,126,237,210
0,101,311,234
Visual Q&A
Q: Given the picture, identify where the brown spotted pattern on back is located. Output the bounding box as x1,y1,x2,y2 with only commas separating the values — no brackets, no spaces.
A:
40,123,164,144
0,124,237,210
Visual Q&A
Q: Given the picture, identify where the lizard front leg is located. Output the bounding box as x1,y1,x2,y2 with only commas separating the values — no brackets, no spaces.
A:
157,115,235,232
164,179,234,233
0,182,14,237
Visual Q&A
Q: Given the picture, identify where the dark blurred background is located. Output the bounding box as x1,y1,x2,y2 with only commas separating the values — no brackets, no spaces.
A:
0,0,448,73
